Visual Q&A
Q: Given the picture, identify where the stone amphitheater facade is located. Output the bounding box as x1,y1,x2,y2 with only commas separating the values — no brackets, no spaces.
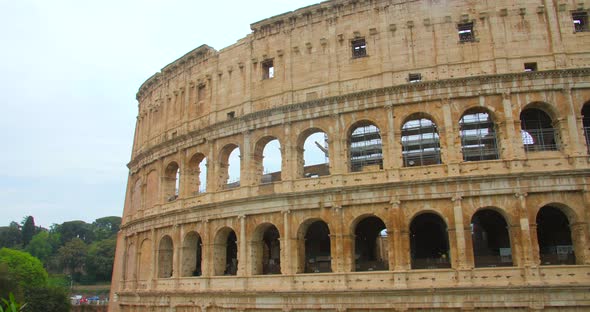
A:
109,0,590,311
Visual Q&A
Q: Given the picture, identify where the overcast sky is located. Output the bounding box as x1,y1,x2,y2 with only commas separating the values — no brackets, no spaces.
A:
0,0,319,228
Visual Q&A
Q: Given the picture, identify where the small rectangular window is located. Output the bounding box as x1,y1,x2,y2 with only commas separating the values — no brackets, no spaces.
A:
408,73,422,83
524,62,538,72
227,111,235,120
262,59,274,79
573,12,589,32
351,38,367,58
458,22,475,42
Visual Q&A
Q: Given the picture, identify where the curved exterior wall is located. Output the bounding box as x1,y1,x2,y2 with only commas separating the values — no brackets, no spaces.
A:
110,0,590,311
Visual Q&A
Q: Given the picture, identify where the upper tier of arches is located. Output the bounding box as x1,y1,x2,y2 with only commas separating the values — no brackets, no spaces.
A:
125,91,590,222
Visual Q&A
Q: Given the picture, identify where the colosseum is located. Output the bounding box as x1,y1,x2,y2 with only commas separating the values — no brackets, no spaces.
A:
110,0,590,310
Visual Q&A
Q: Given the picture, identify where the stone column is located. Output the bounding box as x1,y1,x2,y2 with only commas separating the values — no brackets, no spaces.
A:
173,225,181,280
543,0,568,68
241,131,253,187
201,220,211,277
515,193,536,265
571,222,590,265
500,92,524,160
149,228,157,289
389,199,406,270
442,100,461,175
331,206,346,272
281,210,294,275
451,196,469,269
330,114,346,175
238,215,247,276
563,87,586,156
281,122,296,181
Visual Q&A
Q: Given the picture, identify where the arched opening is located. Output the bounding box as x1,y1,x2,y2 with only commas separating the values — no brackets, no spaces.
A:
582,102,590,153
520,107,558,152
256,138,282,184
536,206,575,265
349,121,383,172
220,145,240,189
181,232,202,277
354,216,388,271
298,130,330,178
252,224,281,275
158,235,174,278
163,162,180,202
188,153,207,194
303,220,331,273
471,209,512,267
138,239,152,280
401,117,441,167
459,109,499,161
410,213,450,269
213,228,238,275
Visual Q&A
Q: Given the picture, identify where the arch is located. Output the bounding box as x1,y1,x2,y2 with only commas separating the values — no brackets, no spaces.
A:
251,223,281,275
459,108,499,161
219,144,240,189
138,238,152,280
297,128,330,178
348,120,383,172
125,243,136,281
181,231,202,277
582,101,590,153
536,205,575,265
471,209,513,267
297,219,332,273
401,114,442,167
213,227,238,275
158,235,174,278
254,136,282,184
353,216,388,271
163,162,180,202
409,212,451,269
520,105,559,152
188,153,207,194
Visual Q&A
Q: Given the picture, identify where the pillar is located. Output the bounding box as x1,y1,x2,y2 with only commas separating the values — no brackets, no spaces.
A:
451,196,469,268
238,215,247,276
281,210,294,274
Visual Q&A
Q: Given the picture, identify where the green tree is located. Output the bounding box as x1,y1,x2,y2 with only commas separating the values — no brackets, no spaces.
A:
20,217,35,247
0,223,21,249
86,237,116,282
92,216,121,240
0,249,47,293
57,238,87,277
0,264,20,304
52,221,94,245
23,286,69,312
24,232,57,263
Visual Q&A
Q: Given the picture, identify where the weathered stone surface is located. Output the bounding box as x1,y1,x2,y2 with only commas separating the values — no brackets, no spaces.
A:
110,0,590,311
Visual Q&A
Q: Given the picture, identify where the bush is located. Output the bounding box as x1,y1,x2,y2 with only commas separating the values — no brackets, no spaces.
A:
23,286,70,312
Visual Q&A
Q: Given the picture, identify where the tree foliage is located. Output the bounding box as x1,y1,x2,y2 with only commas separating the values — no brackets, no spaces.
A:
20,217,35,247
0,223,21,249
52,221,94,245
23,286,69,312
25,232,58,263
57,238,87,276
86,237,116,282
0,249,47,292
92,216,121,241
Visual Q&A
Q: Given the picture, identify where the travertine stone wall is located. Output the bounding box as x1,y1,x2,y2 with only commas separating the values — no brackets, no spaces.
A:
110,0,590,311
